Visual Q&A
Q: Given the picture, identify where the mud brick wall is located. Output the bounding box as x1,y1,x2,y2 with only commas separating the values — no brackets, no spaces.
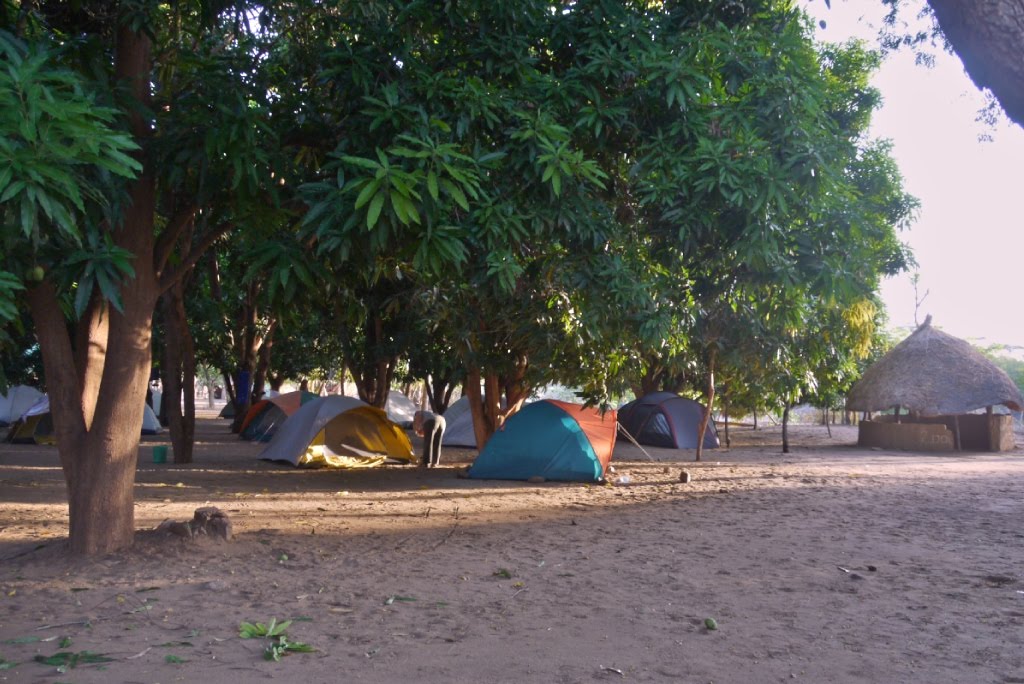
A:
858,420,954,451
859,414,1016,451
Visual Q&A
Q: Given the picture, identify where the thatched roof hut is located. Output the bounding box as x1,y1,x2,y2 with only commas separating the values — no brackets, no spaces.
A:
847,316,1024,415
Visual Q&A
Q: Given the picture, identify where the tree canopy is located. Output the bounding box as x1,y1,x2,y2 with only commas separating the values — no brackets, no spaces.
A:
0,0,918,552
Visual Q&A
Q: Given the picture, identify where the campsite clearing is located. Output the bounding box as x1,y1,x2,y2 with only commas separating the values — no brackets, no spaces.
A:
1,417,1023,683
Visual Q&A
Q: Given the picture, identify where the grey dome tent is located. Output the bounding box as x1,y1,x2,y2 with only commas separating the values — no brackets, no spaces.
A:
441,396,478,448
385,391,419,428
8,396,162,444
618,392,719,449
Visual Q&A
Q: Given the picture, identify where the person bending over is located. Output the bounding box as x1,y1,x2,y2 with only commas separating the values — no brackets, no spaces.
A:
413,410,446,468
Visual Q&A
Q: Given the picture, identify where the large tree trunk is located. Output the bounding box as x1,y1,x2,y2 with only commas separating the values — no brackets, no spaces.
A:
423,370,459,414
465,366,490,449
75,27,157,552
228,289,274,432
464,363,530,449
483,371,503,437
229,374,253,433
221,369,236,406
252,325,275,402
927,0,1024,128
782,403,791,454
351,357,395,408
29,23,160,555
694,349,716,462
73,294,109,425
636,366,664,398
722,391,731,448
161,281,196,464
348,316,395,409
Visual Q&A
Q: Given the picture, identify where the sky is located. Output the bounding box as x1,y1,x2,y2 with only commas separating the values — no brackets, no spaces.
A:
801,0,1024,351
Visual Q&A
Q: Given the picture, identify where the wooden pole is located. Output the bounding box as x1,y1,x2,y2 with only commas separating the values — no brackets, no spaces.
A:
986,405,994,450
953,414,962,451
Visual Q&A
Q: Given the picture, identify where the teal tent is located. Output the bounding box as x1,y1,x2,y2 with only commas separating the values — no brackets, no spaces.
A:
468,400,617,483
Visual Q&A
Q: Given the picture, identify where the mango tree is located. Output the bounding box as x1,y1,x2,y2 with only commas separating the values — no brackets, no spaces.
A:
0,2,275,552
611,26,916,460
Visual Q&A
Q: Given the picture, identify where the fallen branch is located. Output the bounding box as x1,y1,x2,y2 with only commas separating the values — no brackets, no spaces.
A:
433,524,459,549
432,506,460,549
0,542,50,563
35,618,102,631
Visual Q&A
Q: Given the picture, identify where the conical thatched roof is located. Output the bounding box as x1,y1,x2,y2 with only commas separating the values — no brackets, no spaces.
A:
847,316,1024,415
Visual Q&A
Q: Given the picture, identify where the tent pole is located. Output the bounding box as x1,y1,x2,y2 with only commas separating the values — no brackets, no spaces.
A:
616,423,656,462
986,405,994,450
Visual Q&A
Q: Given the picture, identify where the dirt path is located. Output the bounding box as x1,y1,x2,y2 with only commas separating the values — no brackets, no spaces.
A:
1,419,1023,683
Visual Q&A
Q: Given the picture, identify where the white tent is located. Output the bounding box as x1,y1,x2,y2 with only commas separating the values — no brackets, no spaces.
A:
258,396,414,468
441,396,478,448
142,403,162,434
0,385,44,426
149,388,162,416
385,392,419,427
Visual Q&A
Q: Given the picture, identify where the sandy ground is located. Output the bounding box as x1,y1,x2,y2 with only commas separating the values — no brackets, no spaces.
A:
2,416,1024,684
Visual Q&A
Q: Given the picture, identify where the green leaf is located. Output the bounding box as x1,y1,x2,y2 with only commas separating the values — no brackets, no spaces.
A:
367,192,385,230
447,183,469,212
94,268,123,313
354,178,382,210
390,147,428,159
340,155,381,171
73,277,94,319
402,196,421,224
0,165,13,194
0,180,25,203
390,189,409,225
427,171,439,201
238,622,262,639
19,195,35,237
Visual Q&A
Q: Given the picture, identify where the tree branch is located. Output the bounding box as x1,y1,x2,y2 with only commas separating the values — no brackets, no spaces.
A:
72,292,109,430
927,0,1024,128
158,221,233,295
154,204,199,275
26,282,88,464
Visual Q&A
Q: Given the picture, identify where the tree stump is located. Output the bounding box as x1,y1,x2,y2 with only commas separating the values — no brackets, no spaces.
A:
157,506,232,541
